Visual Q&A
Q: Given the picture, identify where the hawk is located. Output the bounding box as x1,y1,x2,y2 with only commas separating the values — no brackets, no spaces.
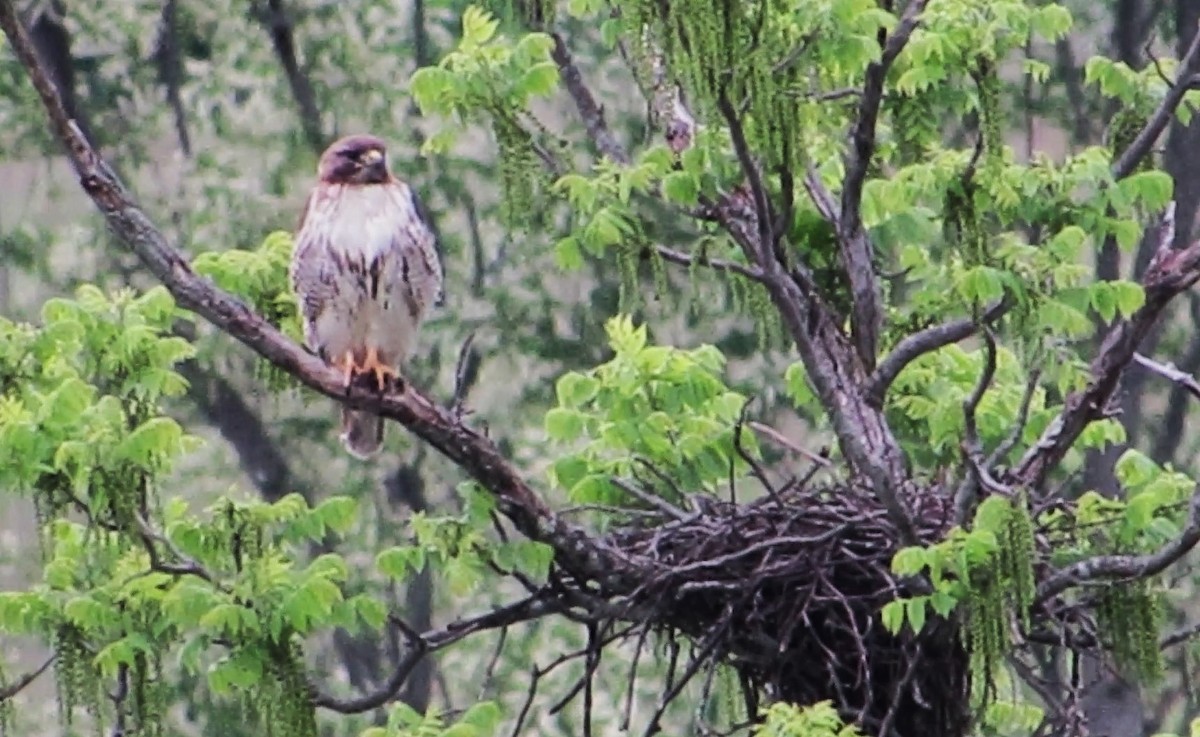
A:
291,134,444,459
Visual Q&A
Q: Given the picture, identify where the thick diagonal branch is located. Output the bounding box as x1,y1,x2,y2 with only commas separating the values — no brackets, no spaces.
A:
0,0,623,589
1016,205,1200,489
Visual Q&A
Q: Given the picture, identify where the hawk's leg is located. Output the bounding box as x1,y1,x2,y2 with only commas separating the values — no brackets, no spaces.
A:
359,346,400,394
332,350,359,396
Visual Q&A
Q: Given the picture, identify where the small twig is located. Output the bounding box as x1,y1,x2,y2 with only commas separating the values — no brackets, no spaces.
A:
654,244,765,281
1133,352,1200,401
733,400,782,505
1160,619,1200,649
986,365,1042,468
611,477,688,520
955,329,1010,524
450,330,478,420
747,420,833,468
0,656,55,701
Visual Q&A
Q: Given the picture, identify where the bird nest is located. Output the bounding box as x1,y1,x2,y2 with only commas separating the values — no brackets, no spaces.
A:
605,482,968,736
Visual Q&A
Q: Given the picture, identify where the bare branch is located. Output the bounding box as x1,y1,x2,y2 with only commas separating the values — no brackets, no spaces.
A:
313,596,564,713
1160,619,1200,649
1133,352,1200,402
0,656,54,702
954,329,1010,525
550,31,629,165
1112,28,1200,179
653,244,765,281
986,365,1042,468
1016,204,1200,489
1036,483,1200,605
716,92,775,269
251,0,325,153
747,420,833,468
154,0,190,156
866,299,1010,408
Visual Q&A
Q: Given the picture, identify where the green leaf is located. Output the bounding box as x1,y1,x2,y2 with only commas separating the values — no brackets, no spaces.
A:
555,372,600,408
544,407,585,441
460,702,502,733
518,61,560,99
461,5,499,46
881,600,905,635
905,597,928,633
1118,170,1174,209
929,590,957,617
1111,281,1145,316
662,171,700,205
891,546,928,576
554,237,584,270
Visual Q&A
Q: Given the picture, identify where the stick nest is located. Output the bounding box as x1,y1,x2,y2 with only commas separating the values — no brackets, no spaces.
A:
606,483,969,736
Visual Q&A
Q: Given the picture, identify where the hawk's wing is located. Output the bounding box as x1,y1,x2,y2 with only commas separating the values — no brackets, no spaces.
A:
405,186,446,308
291,189,339,357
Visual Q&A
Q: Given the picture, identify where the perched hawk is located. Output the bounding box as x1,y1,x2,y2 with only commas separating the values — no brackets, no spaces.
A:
291,134,444,459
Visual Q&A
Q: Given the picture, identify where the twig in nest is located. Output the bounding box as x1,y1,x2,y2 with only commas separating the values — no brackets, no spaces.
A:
734,399,782,505
612,477,688,520
748,420,833,468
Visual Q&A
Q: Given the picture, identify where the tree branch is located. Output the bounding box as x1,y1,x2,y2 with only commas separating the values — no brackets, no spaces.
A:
313,596,566,713
1133,351,1200,402
0,656,54,702
251,0,325,154
836,0,928,369
866,299,1010,408
1111,26,1200,179
1016,204,1200,489
1036,483,1200,605
550,31,629,165
0,0,624,589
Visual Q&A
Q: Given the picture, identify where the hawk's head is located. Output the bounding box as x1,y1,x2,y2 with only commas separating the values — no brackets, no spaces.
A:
317,134,391,185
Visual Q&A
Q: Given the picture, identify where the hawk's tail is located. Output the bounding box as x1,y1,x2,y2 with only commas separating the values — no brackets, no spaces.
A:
340,408,384,459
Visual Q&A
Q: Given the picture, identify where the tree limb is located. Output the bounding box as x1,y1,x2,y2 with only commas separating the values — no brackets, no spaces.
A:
1016,204,1200,489
1111,26,1200,179
1036,483,1200,605
1133,351,1200,402
0,0,625,588
313,596,565,713
550,31,629,165
0,656,54,702
251,0,325,154
866,299,1010,407
837,0,929,369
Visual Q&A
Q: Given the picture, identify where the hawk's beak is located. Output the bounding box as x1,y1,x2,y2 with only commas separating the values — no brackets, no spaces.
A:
358,148,386,179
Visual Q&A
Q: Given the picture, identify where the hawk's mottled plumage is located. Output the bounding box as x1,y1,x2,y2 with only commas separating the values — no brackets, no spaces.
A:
291,134,444,459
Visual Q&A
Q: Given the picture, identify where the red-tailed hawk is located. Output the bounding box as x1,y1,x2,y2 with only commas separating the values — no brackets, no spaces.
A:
291,134,444,459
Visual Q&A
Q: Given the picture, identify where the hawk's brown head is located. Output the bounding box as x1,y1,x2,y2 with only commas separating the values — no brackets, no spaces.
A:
317,134,391,185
